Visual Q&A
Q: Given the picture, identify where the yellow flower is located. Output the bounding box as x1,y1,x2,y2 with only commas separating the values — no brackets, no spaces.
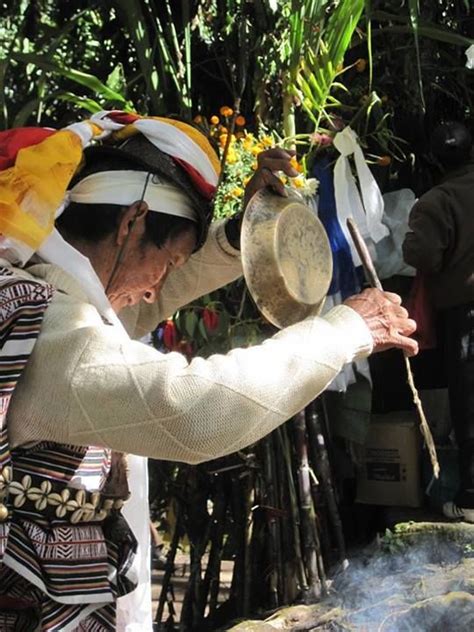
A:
210,115,219,125
220,105,233,117
261,135,273,148
243,175,251,185
251,161,258,171
226,149,237,164
291,175,304,188
251,145,263,156
231,187,244,197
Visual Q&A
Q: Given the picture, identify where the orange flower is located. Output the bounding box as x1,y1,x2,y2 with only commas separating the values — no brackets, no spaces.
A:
290,156,303,173
193,114,203,124
355,58,367,73
219,133,228,148
235,115,246,126
377,155,392,167
210,115,219,125
220,105,233,117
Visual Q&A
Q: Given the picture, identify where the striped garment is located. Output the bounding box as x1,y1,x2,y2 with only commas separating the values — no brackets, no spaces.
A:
0,267,137,631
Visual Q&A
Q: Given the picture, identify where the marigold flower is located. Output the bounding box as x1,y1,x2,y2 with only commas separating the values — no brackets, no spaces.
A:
355,58,367,73
210,115,219,125
290,156,303,173
220,105,233,117
219,133,228,148
235,115,246,126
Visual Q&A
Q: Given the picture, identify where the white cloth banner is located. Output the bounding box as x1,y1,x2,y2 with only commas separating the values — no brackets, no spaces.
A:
333,127,388,266
117,455,153,632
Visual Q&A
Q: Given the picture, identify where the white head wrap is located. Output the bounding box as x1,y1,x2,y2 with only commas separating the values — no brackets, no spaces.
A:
68,170,197,222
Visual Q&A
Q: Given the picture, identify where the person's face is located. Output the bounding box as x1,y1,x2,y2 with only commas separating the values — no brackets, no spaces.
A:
106,204,196,311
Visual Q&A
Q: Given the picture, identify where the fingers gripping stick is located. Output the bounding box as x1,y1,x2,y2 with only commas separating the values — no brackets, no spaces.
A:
346,218,440,480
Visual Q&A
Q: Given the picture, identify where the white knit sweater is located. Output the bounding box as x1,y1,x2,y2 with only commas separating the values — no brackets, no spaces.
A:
6,220,373,463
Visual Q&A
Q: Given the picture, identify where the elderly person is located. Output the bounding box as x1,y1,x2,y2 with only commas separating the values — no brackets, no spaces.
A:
0,111,417,631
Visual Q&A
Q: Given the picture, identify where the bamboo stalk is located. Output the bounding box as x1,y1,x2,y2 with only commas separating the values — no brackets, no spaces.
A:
293,411,322,601
277,426,309,597
262,436,280,609
200,477,227,625
306,400,346,562
346,218,440,479
155,499,183,627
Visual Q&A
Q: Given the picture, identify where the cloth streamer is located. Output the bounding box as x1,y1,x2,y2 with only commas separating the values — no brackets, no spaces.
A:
333,126,388,266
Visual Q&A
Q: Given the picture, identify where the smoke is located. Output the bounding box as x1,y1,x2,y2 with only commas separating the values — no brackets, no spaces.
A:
328,528,474,631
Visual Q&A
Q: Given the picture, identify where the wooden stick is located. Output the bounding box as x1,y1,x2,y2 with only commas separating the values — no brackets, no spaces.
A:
346,218,440,479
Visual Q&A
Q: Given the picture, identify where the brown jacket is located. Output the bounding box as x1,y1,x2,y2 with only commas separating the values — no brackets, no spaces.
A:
403,163,474,309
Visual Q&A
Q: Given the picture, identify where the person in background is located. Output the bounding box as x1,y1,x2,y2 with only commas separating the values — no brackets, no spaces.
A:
403,121,474,523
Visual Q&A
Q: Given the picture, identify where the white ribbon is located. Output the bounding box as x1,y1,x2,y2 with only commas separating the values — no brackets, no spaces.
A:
69,170,197,221
333,127,388,266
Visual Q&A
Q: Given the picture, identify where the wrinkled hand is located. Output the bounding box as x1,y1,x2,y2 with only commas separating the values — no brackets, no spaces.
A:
243,148,299,208
344,288,418,357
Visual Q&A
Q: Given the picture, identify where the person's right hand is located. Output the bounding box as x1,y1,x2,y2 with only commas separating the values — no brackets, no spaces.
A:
343,288,418,357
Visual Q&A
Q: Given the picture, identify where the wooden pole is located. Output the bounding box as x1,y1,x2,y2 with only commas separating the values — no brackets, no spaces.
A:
346,218,440,479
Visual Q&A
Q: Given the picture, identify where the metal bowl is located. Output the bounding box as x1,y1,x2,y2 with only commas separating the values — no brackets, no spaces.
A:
241,188,333,329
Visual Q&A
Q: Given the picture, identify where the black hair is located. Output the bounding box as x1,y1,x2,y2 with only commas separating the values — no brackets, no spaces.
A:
56,154,197,249
431,121,472,170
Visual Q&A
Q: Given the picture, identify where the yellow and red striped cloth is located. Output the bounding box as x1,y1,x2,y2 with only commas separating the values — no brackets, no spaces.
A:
0,111,220,263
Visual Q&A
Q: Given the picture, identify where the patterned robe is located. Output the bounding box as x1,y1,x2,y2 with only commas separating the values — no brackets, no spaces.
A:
0,267,136,631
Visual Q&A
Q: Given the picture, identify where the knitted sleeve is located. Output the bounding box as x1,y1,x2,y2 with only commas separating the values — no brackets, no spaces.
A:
9,297,372,463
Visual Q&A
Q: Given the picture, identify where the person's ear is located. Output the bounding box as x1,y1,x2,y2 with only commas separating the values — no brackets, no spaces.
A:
116,201,149,246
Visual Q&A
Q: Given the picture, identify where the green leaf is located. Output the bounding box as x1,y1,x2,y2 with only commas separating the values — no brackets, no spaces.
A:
10,52,130,106
184,311,198,338
198,318,209,342
106,63,127,95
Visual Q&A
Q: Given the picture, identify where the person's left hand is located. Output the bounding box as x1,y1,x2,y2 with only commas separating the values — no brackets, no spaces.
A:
243,147,299,208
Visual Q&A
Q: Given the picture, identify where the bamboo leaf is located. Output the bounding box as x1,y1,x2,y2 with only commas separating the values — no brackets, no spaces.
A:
10,52,130,106
112,0,163,112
